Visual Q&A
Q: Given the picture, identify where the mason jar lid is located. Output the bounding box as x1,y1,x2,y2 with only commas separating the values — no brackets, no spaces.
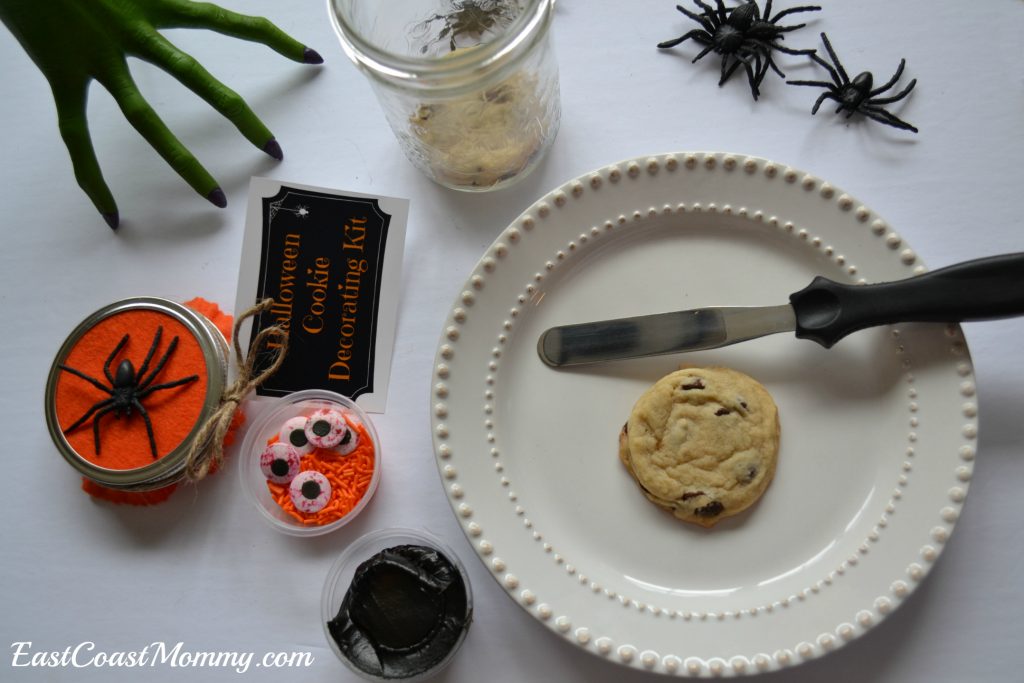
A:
328,0,555,96
44,297,229,490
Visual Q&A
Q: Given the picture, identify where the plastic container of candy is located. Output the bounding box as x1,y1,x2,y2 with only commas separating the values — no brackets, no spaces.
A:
239,389,380,536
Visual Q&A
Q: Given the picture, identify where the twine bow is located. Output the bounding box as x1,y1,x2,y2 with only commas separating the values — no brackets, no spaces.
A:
184,298,288,482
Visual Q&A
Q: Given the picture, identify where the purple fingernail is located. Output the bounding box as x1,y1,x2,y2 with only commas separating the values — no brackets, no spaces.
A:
263,138,283,161
207,188,227,208
102,211,119,230
303,47,324,65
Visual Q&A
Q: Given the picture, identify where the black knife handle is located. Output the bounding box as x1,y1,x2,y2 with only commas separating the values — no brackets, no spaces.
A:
789,252,1024,348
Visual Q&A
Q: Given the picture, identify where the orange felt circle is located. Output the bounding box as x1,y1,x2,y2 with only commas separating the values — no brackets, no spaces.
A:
54,309,209,470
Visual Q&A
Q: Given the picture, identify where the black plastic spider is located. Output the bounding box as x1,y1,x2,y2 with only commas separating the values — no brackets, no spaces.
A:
657,0,821,100
59,327,199,459
416,0,518,53
787,33,918,133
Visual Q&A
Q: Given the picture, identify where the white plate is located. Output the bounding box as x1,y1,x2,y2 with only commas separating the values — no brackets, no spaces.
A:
429,153,977,676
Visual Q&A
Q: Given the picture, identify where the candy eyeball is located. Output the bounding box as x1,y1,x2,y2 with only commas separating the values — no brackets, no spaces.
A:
304,409,351,449
334,415,359,455
289,470,332,513
260,442,302,484
278,416,314,455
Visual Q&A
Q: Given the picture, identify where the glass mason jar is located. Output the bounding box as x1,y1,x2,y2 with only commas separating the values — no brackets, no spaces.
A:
329,0,560,192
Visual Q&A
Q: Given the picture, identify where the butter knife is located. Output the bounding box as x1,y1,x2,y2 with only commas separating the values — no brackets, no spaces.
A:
537,252,1024,367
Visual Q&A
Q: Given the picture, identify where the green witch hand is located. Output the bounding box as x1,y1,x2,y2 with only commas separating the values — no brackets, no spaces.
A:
0,0,323,229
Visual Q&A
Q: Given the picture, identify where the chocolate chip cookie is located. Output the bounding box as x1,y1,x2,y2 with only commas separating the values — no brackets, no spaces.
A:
618,367,780,527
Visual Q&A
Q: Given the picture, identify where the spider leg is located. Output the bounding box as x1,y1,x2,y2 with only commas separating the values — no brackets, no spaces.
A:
729,43,768,98
750,62,768,91
64,397,116,433
679,3,718,34
137,335,180,391
771,43,817,57
818,33,849,85
765,53,785,80
744,39,788,78
787,79,836,88
768,5,822,23
869,79,916,105
757,51,781,89
868,58,906,96
691,42,718,64
741,58,762,100
808,49,844,87
132,398,159,459
711,0,728,24
135,326,164,384
745,37,773,53
58,365,114,395
103,334,130,385
810,90,838,115
719,55,743,85
137,374,200,399
733,47,759,65
861,105,919,133
772,22,809,34
735,46,767,77
90,404,119,456
762,0,771,21
658,29,712,50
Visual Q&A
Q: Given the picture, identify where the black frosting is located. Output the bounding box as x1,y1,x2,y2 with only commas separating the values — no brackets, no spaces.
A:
327,544,471,679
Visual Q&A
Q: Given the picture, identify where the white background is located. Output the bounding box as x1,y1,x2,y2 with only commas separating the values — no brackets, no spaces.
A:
1,1,1022,681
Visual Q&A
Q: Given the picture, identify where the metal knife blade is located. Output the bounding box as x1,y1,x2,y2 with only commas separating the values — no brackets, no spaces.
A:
536,253,1024,368
537,304,797,367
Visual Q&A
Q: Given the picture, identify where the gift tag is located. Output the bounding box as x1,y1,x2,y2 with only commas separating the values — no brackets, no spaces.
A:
235,178,408,412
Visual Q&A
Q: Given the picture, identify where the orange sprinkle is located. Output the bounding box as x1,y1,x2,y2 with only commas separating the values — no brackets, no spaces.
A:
266,421,376,526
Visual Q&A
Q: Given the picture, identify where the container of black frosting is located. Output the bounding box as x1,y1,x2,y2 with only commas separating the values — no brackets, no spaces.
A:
322,527,473,681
